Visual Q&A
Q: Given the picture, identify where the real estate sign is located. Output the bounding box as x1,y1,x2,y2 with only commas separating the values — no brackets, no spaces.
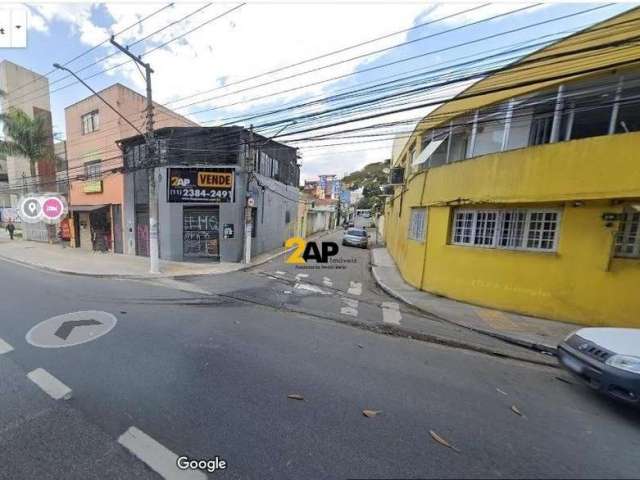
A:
167,167,235,203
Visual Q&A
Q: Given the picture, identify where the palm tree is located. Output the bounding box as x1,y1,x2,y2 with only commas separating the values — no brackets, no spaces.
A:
0,107,52,181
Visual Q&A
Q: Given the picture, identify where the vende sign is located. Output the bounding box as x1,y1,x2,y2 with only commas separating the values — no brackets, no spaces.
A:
17,194,68,224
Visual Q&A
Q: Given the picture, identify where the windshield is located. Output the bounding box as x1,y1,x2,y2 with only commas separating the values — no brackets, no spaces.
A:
2,3,640,479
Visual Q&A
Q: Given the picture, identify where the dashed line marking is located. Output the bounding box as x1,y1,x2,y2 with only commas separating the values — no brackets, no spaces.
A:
341,298,359,317
294,283,331,295
295,273,309,281
0,337,14,354
27,368,72,400
382,302,401,325
322,277,333,287
118,426,207,479
347,281,362,296
274,271,286,276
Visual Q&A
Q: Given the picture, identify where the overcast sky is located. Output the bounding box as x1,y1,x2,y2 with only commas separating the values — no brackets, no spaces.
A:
1,2,637,181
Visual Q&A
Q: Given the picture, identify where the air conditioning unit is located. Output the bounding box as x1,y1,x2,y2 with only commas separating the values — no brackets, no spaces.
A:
388,167,404,185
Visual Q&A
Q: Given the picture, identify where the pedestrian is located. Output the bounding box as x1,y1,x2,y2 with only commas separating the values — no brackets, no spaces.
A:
6,219,15,240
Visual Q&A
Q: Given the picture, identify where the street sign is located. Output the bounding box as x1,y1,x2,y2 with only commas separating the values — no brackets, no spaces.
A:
26,311,117,348
167,167,235,203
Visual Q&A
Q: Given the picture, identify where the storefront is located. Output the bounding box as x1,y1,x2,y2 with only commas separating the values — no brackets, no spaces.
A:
69,204,122,253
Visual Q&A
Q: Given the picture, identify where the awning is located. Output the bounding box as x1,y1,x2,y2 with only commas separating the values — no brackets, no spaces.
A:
70,204,108,212
413,137,447,166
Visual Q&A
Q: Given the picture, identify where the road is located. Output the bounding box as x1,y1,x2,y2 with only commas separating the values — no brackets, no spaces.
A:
0,232,639,479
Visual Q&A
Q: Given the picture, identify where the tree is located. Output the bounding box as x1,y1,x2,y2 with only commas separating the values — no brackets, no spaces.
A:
343,159,390,213
0,107,52,180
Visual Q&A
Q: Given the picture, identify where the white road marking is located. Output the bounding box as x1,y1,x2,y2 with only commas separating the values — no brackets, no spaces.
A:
340,298,359,317
322,277,333,287
0,337,14,354
295,273,309,281
294,283,331,295
381,302,402,325
347,281,362,296
275,271,286,276
118,426,207,480
27,368,72,400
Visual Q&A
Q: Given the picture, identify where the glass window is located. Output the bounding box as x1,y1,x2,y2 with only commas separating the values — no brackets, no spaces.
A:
452,210,474,245
81,111,99,134
526,211,560,250
84,160,101,180
498,210,526,248
473,211,498,247
615,209,640,258
615,85,640,134
408,208,427,241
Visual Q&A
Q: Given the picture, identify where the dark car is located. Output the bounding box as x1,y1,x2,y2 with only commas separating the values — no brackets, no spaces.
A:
558,327,640,405
342,228,368,248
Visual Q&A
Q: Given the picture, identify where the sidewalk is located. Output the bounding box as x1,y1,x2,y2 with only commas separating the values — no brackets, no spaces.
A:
0,229,335,280
371,248,577,353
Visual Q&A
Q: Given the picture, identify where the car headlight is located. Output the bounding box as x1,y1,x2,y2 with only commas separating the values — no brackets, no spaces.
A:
605,355,640,374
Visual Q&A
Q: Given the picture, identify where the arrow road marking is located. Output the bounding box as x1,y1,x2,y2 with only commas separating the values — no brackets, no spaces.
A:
0,337,14,354
28,368,72,400
54,319,102,340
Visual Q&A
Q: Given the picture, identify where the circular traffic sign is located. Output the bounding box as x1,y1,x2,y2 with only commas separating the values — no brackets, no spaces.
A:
42,196,65,222
26,311,117,348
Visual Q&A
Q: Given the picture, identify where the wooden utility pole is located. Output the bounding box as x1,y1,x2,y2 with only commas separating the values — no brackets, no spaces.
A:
110,37,160,273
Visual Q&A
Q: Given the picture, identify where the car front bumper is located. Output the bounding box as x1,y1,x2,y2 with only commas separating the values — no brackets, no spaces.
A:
557,343,640,404
342,238,368,247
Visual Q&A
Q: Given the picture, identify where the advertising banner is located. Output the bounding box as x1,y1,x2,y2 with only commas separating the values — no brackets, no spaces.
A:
167,167,235,203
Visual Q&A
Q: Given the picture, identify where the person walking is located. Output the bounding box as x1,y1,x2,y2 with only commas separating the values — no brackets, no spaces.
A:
6,220,15,240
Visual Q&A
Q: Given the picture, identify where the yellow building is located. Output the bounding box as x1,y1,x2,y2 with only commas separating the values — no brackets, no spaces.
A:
384,8,640,328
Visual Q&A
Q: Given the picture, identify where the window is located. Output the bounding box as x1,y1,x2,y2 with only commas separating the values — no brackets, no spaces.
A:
285,210,291,224
81,110,99,134
451,208,560,252
408,208,427,241
615,210,640,258
84,160,101,180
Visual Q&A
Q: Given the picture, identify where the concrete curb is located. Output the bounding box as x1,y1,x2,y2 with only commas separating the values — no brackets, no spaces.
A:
370,263,558,356
0,229,340,280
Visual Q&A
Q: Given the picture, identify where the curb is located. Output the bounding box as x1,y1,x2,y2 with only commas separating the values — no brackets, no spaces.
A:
370,263,558,356
0,229,341,280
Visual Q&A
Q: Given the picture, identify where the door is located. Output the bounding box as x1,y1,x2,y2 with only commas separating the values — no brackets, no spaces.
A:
183,206,220,261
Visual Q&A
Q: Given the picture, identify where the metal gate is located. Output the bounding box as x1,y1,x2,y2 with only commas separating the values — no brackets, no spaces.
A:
183,206,219,260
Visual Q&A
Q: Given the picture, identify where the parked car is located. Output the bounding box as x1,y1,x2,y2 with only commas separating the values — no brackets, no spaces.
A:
342,228,369,248
557,327,640,405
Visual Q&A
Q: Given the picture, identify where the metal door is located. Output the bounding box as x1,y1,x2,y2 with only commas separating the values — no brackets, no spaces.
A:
183,207,220,260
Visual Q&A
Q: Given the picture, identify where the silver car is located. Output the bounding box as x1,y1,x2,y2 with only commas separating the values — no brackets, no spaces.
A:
342,228,369,248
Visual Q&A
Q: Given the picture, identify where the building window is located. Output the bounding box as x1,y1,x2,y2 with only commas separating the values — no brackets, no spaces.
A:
615,210,640,258
81,110,99,134
84,160,101,180
408,207,427,241
285,210,291,224
451,208,560,252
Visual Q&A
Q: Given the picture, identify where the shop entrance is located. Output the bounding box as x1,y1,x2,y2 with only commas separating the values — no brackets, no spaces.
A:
183,206,220,261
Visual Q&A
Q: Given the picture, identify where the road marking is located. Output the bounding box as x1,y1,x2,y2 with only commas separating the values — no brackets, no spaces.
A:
322,277,333,287
26,311,117,349
151,279,212,296
118,426,207,480
294,283,330,295
27,368,72,400
382,302,401,325
275,271,286,276
340,298,359,317
0,337,14,354
295,273,309,281
348,281,362,296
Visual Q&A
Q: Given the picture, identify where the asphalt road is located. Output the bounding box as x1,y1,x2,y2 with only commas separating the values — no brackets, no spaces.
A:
0,239,639,479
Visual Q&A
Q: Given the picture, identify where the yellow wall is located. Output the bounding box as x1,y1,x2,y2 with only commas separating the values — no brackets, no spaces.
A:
385,132,640,327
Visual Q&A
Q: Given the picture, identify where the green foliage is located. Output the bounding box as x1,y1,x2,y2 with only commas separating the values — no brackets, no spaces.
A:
0,108,51,177
343,159,390,213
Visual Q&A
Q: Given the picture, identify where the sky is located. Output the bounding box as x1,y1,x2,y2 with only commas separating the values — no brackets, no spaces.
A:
0,1,638,182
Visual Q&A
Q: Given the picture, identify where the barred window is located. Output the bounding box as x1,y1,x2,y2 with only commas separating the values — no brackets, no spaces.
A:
451,208,560,252
452,210,474,244
408,208,427,241
615,210,640,258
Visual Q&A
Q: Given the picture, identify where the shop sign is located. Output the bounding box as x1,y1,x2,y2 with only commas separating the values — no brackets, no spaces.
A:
84,180,103,193
168,167,234,203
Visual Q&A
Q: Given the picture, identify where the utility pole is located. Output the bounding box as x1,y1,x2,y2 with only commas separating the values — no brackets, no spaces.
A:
243,126,255,264
110,36,160,274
